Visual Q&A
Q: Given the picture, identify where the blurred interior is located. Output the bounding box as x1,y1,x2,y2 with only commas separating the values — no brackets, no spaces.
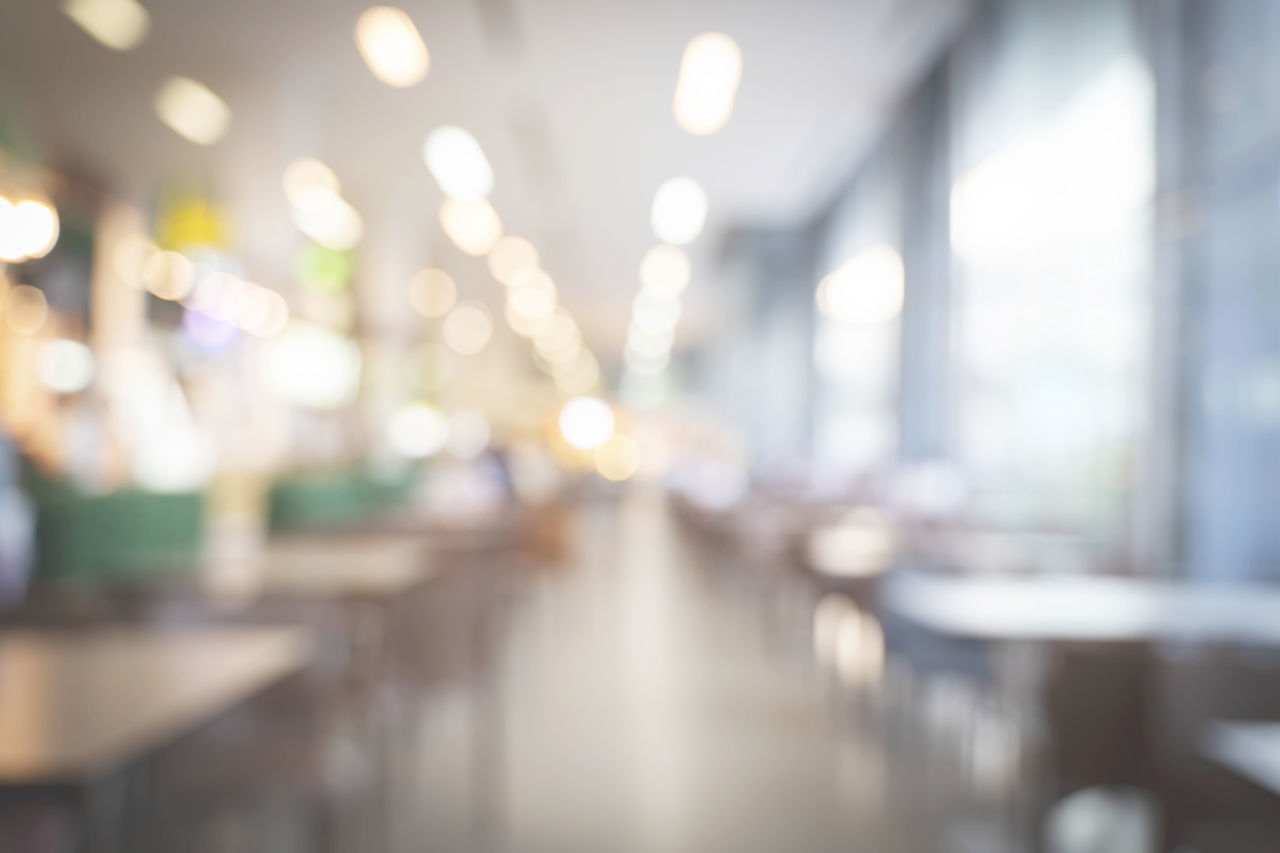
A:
2,0,1280,850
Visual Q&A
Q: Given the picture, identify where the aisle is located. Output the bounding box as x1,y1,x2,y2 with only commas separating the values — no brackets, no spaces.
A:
444,493,916,853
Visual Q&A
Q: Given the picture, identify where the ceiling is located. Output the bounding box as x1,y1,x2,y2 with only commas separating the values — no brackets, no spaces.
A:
0,0,968,353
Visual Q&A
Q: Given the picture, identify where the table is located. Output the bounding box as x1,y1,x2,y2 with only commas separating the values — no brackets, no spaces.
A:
200,535,433,602
882,572,1280,644
1202,721,1280,796
0,626,311,787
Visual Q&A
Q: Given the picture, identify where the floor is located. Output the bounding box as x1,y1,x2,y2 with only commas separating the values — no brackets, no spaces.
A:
406,494,955,853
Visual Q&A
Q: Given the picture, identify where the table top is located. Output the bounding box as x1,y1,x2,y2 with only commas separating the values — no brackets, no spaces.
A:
0,626,311,786
201,535,434,601
1202,721,1280,796
882,571,1280,644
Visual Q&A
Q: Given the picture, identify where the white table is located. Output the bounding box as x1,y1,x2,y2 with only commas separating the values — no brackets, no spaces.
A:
882,572,1280,644
1202,721,1280,795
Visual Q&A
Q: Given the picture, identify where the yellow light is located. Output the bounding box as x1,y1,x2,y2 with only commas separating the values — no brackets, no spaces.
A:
442,302,493,355
63,0,149,51
815,244,904,325
408,268,457,318
112,234,157,287
504,298,553,338
558,396,614,451
439,198,502,256
488,236,539,285
291,187,363,250
0,199,60,262
673,33,743,136
142,250,195,300
508,286,555,325
282,158,340,206
154,76,231,145
5,285,48,335
595,433,641,482
355,6,429,88
651,177,707,245
423,126,493,201
639,244,690,297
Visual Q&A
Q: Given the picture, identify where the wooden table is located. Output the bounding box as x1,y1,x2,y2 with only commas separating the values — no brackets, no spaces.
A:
0,627,311,788
1202,721,1280,796
0,626,310,851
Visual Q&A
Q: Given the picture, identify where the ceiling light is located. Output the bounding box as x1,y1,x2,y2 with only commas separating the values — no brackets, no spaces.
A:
37,339,95,394
488,236,539,285
355,6,429,87
595,433,641,482
558,396,614,451
815,245,905,325
0,199,60,262
408,268,457,318
638,244,690,297
673,32,743,136
651,177,707,245
439,198,502,255
154,76,231,145
388,403,449,458
442,302,493,355
282,158,340,206
63,0,149,51
423,126,493,201
5,285,48,335
291,187,363,250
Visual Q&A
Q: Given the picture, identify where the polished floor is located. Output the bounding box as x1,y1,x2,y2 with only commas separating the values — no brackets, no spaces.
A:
403,494,990,853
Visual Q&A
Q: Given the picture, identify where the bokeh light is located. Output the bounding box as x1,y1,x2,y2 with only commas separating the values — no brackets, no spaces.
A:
558,396,615,451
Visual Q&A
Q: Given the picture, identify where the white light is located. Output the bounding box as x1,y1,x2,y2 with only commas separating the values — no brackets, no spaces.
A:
625,345,670,376
408,268,457,318
651,177,707,245
0,199,60,262
442,302,493,355
446,410,490,460
508,286,555,324
639,244,690,297
504,298,553,338
424,126,493,202
261,324,362,409
439,198,502,256
673,33,743,136
627,325,673,359
37,339,95,393
63,0,149,51
558,396,615,451
388,403,449,458
291,187,363,250
534,309,580,358
283,158,340,206
142,250,195,300
632,291,681,333
815,244,905,325
238,286,290,337
355,6,429,88
488,236,539,285
553,350,600,395
154,76,231,146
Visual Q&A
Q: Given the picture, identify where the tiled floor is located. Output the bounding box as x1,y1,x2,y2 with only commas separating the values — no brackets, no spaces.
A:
406,494,950,853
